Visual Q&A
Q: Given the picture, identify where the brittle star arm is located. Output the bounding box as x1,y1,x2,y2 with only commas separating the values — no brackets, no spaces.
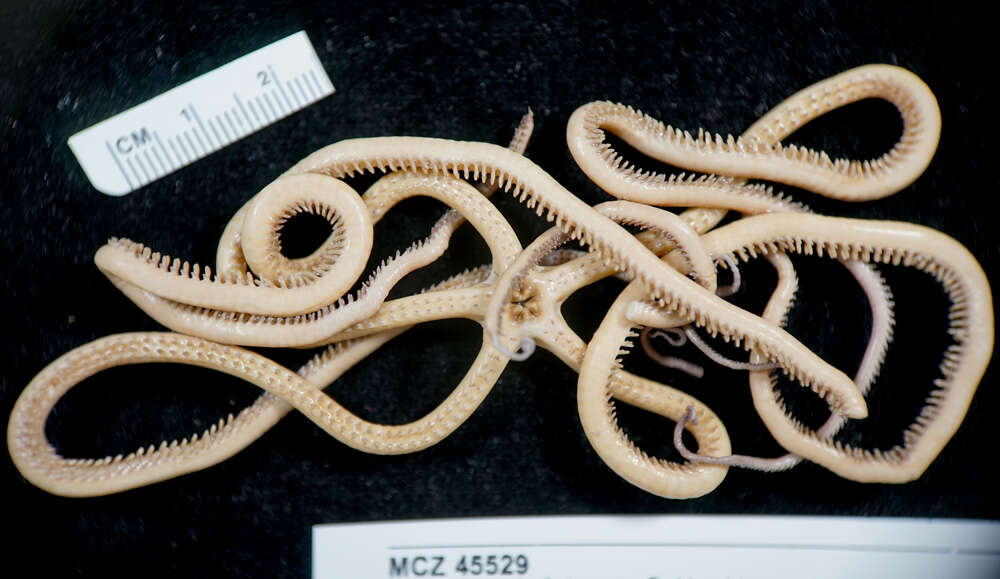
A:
6,323,508,496
672,251,894,472
6,332,393,497
687,213,993,483
102,171,523,348
97,174,376,316
567,64,941,204
210,110,535,280
577,270,733,498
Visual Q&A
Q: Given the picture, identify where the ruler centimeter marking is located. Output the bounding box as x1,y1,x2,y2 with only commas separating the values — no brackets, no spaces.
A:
68,31,334,196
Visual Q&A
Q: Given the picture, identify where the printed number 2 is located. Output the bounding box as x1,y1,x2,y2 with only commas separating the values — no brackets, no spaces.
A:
257,71,271,86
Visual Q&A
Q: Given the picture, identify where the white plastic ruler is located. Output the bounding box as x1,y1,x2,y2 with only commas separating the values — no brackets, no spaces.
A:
313,515,1000,578
68,30,334,196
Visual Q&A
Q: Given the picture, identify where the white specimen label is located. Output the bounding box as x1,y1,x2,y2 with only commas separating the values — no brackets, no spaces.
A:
68,30,334,196
312,514,1000,578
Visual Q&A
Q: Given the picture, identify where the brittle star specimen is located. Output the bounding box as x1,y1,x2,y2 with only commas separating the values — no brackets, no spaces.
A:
7,65,993,499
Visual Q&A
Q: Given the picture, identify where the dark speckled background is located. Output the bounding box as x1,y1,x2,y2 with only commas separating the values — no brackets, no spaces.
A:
1,1,997,576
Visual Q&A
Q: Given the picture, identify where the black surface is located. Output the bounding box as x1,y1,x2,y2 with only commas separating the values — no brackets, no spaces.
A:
1,1,997,576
